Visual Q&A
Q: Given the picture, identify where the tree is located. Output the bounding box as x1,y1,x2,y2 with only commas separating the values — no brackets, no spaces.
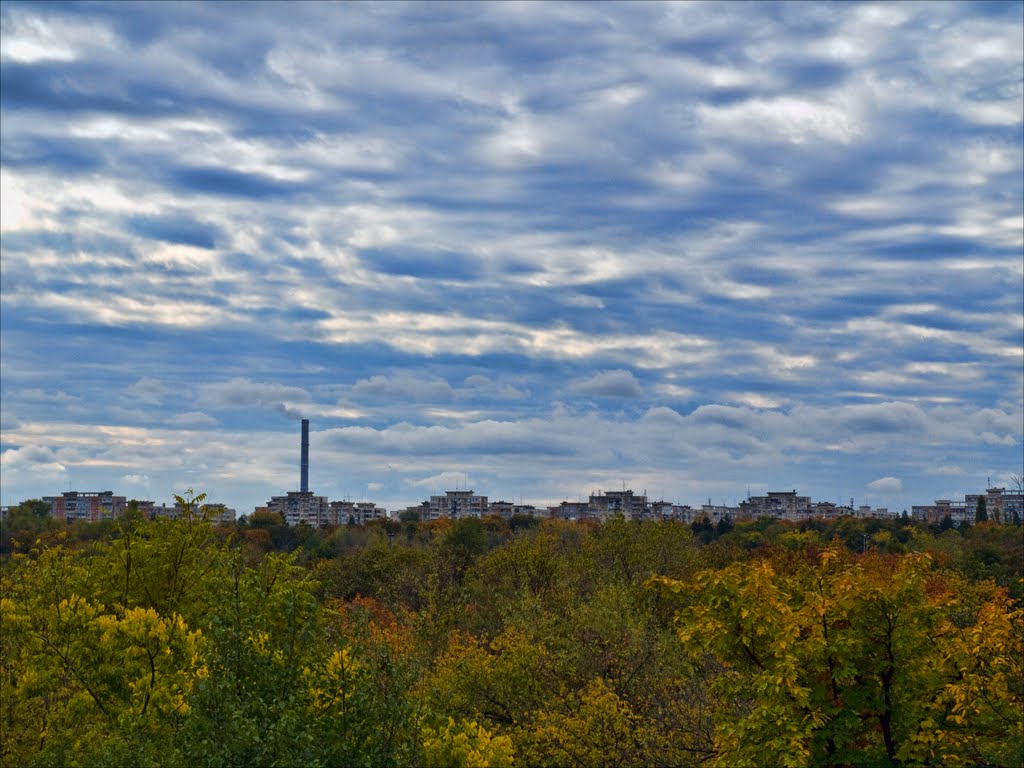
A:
652,545,1024,767
17,499,52,519
1,541,205,767
421,717,514,768
976,495,988,523
0,499,60,555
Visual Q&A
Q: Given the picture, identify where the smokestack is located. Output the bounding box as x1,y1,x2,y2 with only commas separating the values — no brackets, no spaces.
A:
300,419,309,493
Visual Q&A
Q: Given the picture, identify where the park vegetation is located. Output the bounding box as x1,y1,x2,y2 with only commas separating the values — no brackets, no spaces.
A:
1,493,1022,767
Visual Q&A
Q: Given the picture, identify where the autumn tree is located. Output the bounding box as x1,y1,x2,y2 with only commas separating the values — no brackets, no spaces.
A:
652,544,1024,767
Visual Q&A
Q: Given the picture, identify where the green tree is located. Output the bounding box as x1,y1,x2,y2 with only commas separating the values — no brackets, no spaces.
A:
653,545,1024,767
976,495,988,523
1,499,59,555
1,542,203,767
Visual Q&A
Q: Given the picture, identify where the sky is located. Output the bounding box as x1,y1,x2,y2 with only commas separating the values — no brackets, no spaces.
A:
1,1,1022,516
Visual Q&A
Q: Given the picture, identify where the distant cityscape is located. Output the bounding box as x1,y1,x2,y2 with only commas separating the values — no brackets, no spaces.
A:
3,420,1022,527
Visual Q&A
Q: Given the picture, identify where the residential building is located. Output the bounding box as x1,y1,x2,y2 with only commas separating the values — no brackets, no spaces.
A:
136,500,237,524
265,491,329,527
550,501,591,521
738,490,812,522
328,500,389,525
698,504,739,524
588,489,647,520
642,500,692,522
44,491,127,522
488,501,541,519
912,499,970,525
966,488,1024,523
425,490,489,520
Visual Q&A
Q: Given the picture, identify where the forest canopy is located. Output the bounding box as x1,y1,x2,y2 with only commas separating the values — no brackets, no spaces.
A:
1,498,1022,767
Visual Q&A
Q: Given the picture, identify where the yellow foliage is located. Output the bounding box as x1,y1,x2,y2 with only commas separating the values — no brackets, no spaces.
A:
421,717,515,768
302,647,362,714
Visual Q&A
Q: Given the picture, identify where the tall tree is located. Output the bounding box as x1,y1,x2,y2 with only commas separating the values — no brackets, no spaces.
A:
652,545,1024,767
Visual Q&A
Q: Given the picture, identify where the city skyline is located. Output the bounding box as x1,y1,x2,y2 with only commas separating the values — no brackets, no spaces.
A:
2,1,1022,514
6,417,1022,517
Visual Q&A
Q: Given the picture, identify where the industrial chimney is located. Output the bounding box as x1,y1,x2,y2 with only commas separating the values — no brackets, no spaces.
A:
300,418,309,493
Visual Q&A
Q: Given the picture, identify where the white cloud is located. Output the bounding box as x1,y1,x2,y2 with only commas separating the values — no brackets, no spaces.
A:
0,9,117,63
697,96,863,145
867,476,902,492
406,471,474,491
198,379,312,415
0,2,1020,514
350,373,455,403
570,370,643,398
0,445,69,488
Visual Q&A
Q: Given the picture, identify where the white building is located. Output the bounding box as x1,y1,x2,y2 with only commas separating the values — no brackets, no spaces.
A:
328,500,389,525
425,490,489,520
265,491,329,527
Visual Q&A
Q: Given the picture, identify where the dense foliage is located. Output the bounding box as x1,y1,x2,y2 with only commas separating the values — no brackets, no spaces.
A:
2,497,1022,767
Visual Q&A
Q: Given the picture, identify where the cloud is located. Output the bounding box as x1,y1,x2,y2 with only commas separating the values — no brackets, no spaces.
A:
168,411,218,428
867,476,902,493
349,373,456,403
0,445,68,486
127,377,168,404
406,471,473,491
570,370,644,399
18,388,79,403
0,2,1020,514
198,379,311,415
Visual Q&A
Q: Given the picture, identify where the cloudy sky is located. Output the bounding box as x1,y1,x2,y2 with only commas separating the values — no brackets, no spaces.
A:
1,1,1022,515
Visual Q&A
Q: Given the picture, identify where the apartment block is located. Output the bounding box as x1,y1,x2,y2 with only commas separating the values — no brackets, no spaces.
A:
697,504,739,523
965,488,1024,524
738,490,812,521
425,490,489,520
44,491,127,522
588,489,648,520
912,499,970,525
265,491,329,527
488,501,542,519
328,500,389,526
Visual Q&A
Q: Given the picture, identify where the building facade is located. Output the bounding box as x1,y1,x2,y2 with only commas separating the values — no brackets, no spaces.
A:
44,491,128,522
738,491,812,522
328,500,389,526
425,490,489,520
265,491,329,527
